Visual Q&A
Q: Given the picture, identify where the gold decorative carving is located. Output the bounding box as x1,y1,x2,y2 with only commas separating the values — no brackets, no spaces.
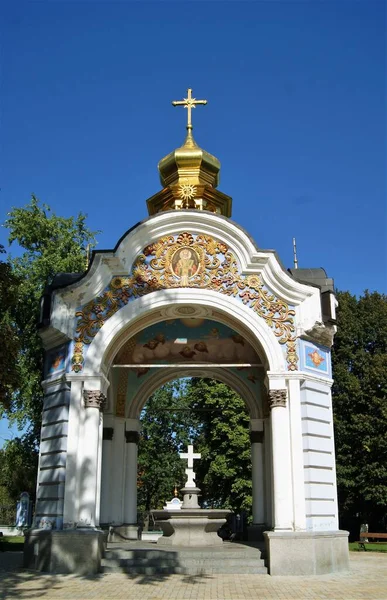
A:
286,340,298,372
72,233,298,372
83,390,106,411
268,389,287,409
179,184,197,202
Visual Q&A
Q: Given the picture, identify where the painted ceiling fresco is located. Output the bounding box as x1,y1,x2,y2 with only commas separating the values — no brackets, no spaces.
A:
114,318,260,368
112,318,263,417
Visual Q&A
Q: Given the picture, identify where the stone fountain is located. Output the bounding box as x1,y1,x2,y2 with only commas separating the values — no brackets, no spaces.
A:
151,445,230,546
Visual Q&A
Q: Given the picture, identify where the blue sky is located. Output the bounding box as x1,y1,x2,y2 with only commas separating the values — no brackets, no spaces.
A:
0,1,386,442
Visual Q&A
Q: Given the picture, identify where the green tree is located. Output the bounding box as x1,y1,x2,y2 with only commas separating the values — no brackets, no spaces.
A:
2,195,99,437
0,245,20,409
185,378,252,514
332,290,387,530
137,380,198,517
0,434,38,502
137,378,252,519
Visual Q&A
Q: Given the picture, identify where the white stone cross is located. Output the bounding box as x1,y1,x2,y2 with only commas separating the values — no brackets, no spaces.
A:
180,444,201,489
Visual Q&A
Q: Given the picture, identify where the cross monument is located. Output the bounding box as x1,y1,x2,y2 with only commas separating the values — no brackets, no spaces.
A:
180,444,201,489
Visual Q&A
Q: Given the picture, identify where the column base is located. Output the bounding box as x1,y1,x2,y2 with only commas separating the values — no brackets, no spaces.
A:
264,530,349,575
24,528,105,574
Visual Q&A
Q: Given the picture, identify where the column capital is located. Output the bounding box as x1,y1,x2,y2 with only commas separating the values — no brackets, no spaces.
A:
250,430,264,444
268,389,287,409
83,390,106,411
103,427,114,441
125,430,140,444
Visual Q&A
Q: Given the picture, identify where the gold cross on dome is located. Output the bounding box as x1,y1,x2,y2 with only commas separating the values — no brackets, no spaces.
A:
172,88,207,131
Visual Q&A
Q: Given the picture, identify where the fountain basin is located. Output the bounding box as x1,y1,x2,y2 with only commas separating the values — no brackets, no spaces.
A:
151,508,231,546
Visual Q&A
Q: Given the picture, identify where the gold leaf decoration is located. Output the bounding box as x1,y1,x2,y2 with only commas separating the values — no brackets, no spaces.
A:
71,233,298,372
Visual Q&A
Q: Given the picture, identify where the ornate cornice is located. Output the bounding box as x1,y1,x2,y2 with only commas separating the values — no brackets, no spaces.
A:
103,427,114,441
268,389,287,409
250,430,264,444
83,390,106,411
125,430,140,444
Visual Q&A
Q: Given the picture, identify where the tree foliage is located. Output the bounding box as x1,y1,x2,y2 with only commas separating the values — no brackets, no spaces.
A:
0,196,98,503
2,195,99,436
137,380,198,515
187,378,252,513
332,290,387,529
0,434,39,503
0,246,20,408
138,378,252,518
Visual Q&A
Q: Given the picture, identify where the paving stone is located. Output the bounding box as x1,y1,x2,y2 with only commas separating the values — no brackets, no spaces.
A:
0,551,386,599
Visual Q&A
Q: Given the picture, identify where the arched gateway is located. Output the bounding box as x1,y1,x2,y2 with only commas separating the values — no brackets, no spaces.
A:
26,89,349,575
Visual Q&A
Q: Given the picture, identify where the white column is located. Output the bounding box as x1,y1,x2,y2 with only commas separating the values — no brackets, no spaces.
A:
269,388,293,531
250,419,265,525
263,417,273,527
100,426,114,524
288,378,306,530
95,414,103,526
78,390,106,527
123,419,141,524
63,378,83,526
111,419,126,524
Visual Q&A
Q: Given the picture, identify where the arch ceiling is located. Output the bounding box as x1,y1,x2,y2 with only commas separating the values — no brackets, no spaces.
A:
110,317,264,419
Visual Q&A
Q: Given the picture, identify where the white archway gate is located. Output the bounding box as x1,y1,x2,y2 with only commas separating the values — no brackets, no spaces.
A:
28,211,349,575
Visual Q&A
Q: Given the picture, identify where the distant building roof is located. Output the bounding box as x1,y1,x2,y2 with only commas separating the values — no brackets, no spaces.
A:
288,268,334,293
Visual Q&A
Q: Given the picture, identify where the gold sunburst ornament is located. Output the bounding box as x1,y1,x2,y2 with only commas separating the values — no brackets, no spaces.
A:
179,184,196,201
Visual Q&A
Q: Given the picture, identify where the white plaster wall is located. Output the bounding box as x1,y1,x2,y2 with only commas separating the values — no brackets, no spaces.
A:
300,379,338,531
287,378,306,530
35,380,70,529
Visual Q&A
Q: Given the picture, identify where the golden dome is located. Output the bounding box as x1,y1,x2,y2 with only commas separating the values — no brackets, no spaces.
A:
158,129,221,188
146,88,232,218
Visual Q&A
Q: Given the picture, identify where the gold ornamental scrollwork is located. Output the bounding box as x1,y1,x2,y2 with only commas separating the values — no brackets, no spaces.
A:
72,232,298,373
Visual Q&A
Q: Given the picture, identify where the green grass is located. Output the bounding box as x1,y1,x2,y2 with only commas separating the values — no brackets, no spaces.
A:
0,535,24,551
349,541,387,553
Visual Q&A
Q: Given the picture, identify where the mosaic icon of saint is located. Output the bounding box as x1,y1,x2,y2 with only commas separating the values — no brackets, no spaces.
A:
172,248,198,286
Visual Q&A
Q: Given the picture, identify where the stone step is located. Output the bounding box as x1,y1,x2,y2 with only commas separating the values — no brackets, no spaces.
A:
102,556,266,567
102,542,268,574
102,564,268,575
104,549,266,560
105,542,266,557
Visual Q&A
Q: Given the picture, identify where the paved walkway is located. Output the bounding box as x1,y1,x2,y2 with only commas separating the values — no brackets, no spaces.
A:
0,551,386,599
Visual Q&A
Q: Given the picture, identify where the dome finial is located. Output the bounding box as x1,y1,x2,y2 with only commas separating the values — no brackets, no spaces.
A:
172,88,207,134
146,88,232,217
